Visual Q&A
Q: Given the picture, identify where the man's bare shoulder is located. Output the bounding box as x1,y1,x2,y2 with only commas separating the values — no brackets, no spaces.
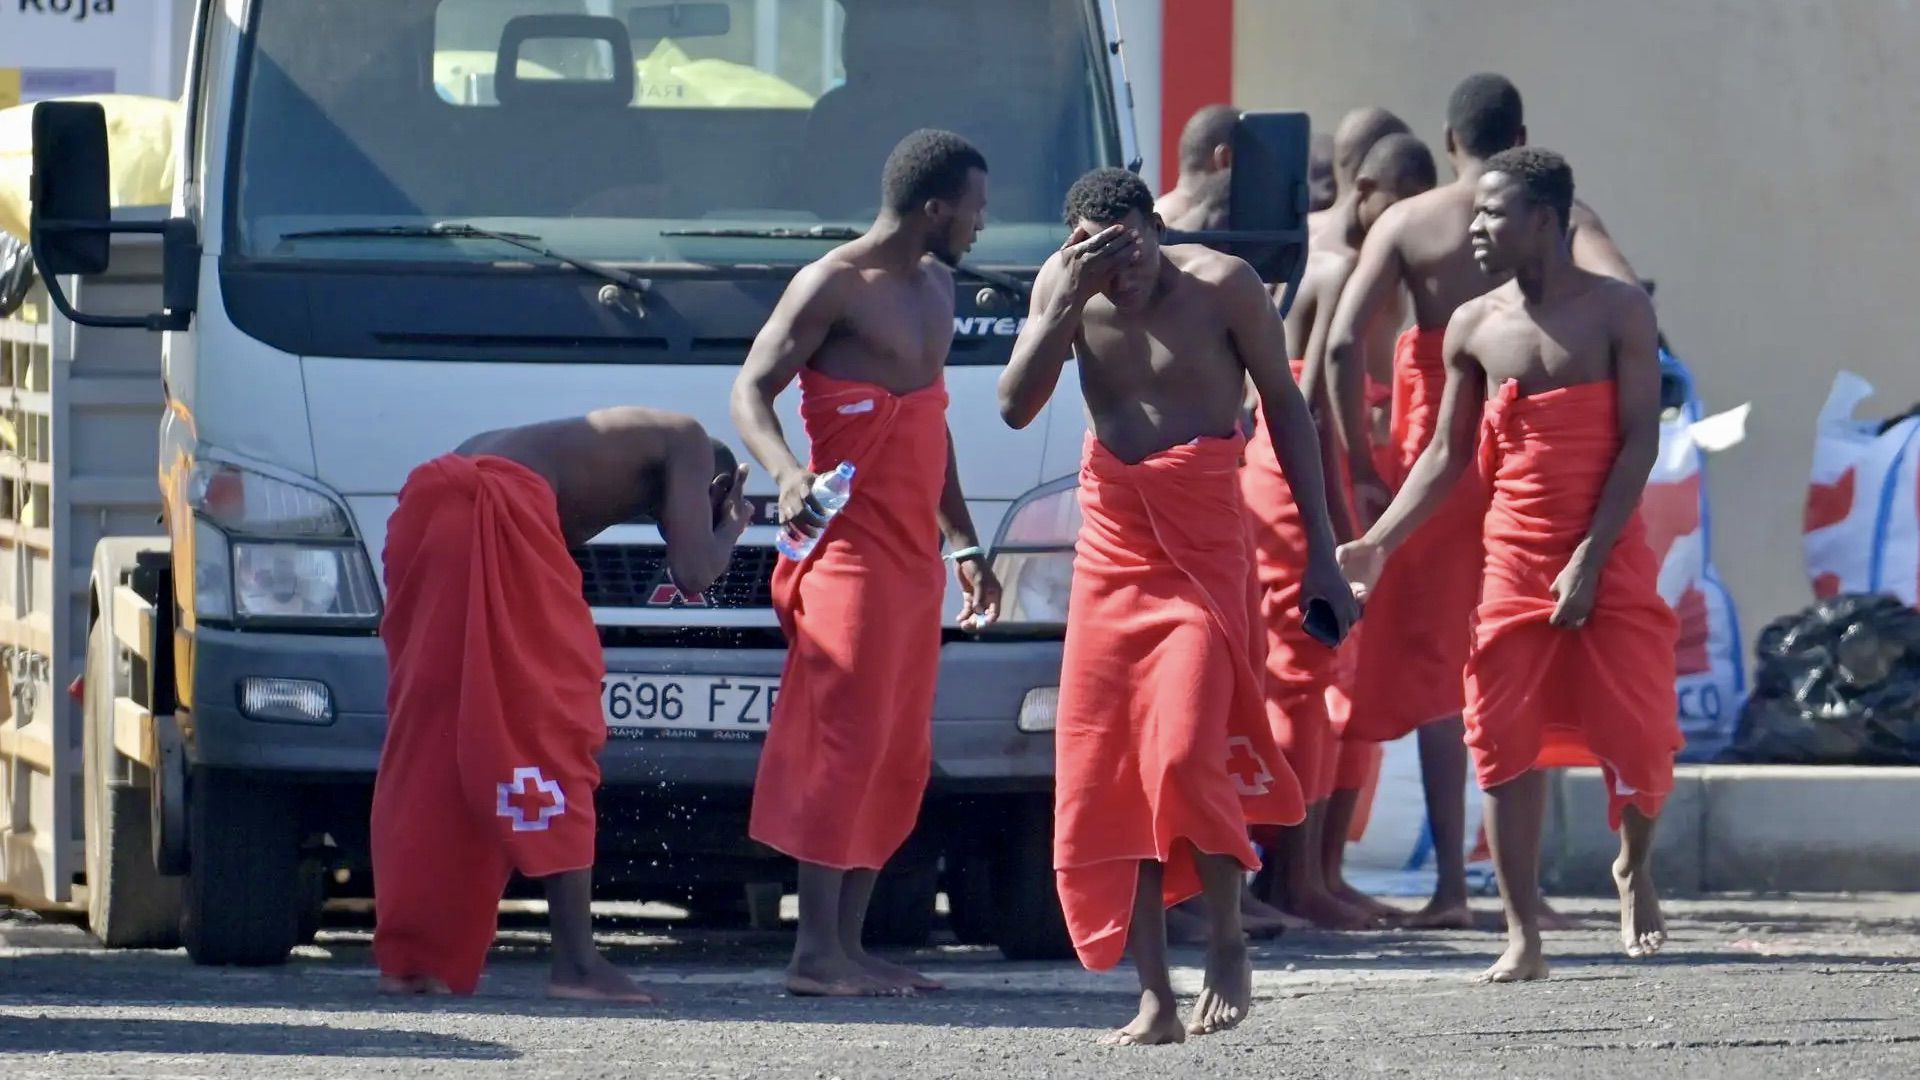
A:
1388,182,1458,219
1384,181,1472,236
1588,272,1655,325
1448,285,1511,339
918,255,956,285
1568,198,1606,232
1165,243,1257,289
787,249,865,294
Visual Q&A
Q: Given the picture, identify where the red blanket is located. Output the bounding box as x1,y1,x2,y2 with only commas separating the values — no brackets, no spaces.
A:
372,454,605,994
1056,433,1304,971
1346,326,1487,741
1240,360,1340,803
1466,380,1682,826
749,370,950,870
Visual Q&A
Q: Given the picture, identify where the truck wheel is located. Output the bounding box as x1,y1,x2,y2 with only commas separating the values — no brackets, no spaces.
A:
82,623,183,949
862,857,939,948
181,768,301,966
943,853,996,946
990,798,1074,962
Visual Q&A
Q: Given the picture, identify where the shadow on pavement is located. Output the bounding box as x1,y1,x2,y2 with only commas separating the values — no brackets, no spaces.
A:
0,1015,516,1060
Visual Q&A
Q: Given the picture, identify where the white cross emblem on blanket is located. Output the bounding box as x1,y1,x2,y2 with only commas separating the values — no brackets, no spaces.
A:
497,766,566,832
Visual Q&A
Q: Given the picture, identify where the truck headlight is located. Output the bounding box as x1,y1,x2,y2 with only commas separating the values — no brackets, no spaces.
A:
233,542,381,622
990,476,1080,626
186,459,381,626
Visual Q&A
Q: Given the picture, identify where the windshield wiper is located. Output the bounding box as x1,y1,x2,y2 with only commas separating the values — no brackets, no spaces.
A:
950,263,1032,304
661,225,1031,301
278,222,649,297
658,225,864,240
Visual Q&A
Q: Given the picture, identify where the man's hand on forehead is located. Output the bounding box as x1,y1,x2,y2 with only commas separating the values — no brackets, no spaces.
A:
1060,224,1142,301
1066,222,1142,252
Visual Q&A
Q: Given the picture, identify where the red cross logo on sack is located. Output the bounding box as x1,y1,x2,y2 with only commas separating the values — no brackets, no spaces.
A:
497,766,566,832
1225,736,1274,797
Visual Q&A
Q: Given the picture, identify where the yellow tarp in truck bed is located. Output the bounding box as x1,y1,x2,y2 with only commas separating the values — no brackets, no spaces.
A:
0,94,179,245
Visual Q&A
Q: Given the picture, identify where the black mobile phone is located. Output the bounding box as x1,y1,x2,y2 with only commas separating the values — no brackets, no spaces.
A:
1303,597,1345,648
710,471,737,528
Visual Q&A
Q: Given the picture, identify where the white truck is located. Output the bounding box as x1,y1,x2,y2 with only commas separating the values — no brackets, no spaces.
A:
3,0,1307,966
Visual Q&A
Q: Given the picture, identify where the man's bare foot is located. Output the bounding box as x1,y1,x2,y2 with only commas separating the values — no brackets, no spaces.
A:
377,974,451,995
1103,988,1187,1046
1165,901,1213,945
785,952,900,998
1474,936,1549,984
1281,887,1384,931
1614,858,1667,958
1330,879,1404,922
548,953,661,1004
1187,941,1253,1036
851,948,944,992
1401,897,1475,930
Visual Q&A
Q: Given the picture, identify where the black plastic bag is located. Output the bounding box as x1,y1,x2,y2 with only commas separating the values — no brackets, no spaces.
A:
1723,593,1920,764
0,232,35,319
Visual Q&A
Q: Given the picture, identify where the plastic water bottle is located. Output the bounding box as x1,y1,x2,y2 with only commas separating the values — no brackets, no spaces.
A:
776,462,855,561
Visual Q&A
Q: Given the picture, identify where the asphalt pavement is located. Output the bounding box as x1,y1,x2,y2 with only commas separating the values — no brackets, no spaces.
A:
2,894,1917,1078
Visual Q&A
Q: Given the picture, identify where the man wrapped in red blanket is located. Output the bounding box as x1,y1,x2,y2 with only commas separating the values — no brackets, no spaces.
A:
1002,168,1357,1045
1340,149,1680,984
374,410,748,1001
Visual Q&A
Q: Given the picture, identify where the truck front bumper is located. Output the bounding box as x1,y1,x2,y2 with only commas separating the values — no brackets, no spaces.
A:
183,628,1061,791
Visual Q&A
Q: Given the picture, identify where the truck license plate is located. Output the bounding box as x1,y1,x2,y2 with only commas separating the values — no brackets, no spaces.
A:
601,674,777,740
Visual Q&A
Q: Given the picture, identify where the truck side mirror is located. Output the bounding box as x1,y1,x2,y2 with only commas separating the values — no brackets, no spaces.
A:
30,100,199,332
31,101,113,276
1160,110,1312,313
1225,111,1310,310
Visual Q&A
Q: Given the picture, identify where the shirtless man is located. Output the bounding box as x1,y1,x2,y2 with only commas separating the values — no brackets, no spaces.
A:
1324,74,1639,930
1339,148,1680,982
1288,132,1435,416
374,410,748,1002
1155,104,1239,231
1306,107,1411,250
1002,168,1357,1044
732,129,1001,997
1244,132,1436,930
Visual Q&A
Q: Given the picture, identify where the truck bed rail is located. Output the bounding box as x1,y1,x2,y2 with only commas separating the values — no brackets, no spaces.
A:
0,220,168,906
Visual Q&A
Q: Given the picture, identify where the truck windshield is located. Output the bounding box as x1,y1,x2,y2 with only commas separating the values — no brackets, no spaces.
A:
231,0,1117,267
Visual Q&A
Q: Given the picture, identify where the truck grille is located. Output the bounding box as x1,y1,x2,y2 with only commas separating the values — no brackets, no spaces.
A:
573,544,778,609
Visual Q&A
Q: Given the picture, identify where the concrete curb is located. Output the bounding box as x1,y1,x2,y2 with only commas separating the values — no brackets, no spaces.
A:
1541,765,1920,895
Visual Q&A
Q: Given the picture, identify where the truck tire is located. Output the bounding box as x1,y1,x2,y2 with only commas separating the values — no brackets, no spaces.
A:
82,624,183,948
862,857,939,948
990,798,1074,961
181,768,301,966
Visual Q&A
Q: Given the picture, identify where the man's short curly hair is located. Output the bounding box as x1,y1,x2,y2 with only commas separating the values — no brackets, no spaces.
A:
880,129,987,214
1484,146,1574,231
1063,167,1155,228
1447,73,1524,159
